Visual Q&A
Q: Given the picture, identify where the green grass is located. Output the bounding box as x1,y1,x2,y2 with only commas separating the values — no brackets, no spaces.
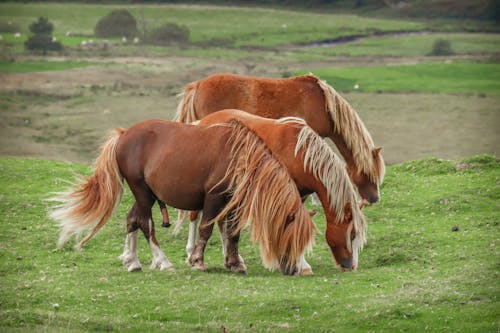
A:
297,32,500,58
0,2,491,48
301,61,500,94
0,155,498,332
0,59,98,73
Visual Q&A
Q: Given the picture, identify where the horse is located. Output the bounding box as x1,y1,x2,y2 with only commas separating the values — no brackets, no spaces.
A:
175,73,385,206
181,109,367,273
49,119,315,275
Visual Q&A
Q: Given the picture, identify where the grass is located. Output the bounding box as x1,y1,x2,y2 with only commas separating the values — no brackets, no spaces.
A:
301,61,500,94
0,3,426,45
0,155,498,332
296,32,500,58
0,59,97,73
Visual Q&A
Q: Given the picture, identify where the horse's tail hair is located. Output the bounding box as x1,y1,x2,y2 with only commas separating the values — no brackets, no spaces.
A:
213,120,316,272
49,129,125,250
173,210,189,235
175,81,198,123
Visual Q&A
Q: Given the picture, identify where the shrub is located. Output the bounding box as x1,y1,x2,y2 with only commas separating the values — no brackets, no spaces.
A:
430,39,454,56
94,10,138,39
24,17,62,54
25,34,62,52
29,16,53,35
145,22,190,46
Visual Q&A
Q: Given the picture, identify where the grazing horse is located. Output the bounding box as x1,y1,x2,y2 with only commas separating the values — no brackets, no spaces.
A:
176,73,385,205
49,119,315,275
189,109,366,273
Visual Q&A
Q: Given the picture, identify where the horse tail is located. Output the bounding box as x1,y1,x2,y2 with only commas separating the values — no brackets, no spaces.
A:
213,120,316,272
49,129,125,250
175,81,198,123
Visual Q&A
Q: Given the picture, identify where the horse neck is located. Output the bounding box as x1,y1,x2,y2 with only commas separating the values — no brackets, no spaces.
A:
328,133,356,169
314,184,342,225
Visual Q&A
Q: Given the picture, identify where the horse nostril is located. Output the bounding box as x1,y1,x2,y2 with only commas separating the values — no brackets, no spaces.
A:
369,195,379,204
340,258,352,270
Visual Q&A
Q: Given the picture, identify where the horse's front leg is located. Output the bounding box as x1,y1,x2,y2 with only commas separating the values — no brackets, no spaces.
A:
186,211,201,260
144,217,174,271
297,254,313,275
188,214,214,272
223,218,247,274
188,194,225,272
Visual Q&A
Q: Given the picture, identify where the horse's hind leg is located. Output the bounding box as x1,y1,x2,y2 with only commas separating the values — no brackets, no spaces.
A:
119,203,143,272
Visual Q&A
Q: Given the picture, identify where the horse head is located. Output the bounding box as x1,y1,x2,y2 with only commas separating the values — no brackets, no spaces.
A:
347,146,385,206
325,202,366,271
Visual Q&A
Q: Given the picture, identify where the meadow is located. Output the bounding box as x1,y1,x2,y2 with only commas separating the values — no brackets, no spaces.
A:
0,1,499,332
0,155,498,332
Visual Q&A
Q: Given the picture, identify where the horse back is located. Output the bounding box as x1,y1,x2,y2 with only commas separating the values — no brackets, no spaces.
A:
194,73,333,136
116,119,232,210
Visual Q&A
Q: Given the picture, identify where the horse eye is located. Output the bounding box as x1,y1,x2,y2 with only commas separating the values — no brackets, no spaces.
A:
350,233,355,241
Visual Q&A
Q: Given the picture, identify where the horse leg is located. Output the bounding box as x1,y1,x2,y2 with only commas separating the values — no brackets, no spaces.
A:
119,203,143,272
158,200,171,228
188,195,225,272
128,184,174,271
188,214,213,272
186,211,201,260
297,254,313,275
223,218,247,274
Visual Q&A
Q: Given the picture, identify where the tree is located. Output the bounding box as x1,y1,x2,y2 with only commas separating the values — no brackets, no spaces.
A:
25,17,62,54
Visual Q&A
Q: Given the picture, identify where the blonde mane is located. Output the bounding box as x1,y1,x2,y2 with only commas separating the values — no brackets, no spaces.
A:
175,82,197,123
213,120,316,271
313,75,385,184
294,124,366,252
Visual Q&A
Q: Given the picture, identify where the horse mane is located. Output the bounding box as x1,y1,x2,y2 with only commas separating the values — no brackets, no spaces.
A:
213,120,316,271
175,81,197,123
293,123,366,252
312,74,385,184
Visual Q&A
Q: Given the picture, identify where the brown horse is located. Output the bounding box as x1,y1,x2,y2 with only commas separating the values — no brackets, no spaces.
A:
49,119,315,275
186,109,366,272
176,73,385,205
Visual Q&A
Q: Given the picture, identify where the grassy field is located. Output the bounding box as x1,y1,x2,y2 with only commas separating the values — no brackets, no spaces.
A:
301,61,500,94
0,155,498,332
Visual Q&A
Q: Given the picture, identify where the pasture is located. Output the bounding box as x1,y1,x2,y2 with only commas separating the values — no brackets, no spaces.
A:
0,1,499,332
0,155,498,332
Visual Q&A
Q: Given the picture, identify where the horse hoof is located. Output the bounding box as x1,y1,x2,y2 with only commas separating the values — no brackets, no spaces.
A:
128,265,142,273
189,257,207,272
300,268,314,275
229,264,247,274
161,222,171,228
191,263,207,272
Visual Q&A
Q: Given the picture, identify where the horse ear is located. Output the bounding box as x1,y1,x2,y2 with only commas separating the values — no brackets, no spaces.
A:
373,146,382,155
309,210,318,218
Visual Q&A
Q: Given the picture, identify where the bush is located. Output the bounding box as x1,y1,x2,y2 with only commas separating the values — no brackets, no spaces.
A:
145,22,190,46
24,17,62,54
94,10,138,39
29,16,53,35
25,34,63,52
430,39,454,56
